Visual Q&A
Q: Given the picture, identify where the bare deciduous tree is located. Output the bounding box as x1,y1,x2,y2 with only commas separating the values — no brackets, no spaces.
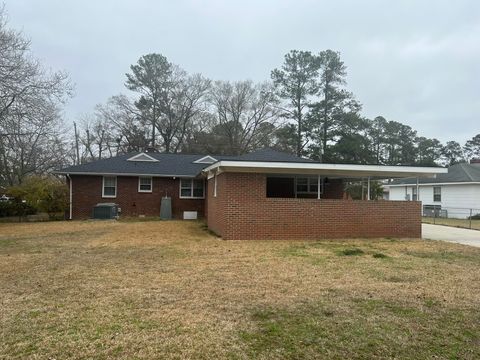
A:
76,94,153,162
78,113,116,161
0,6,72,185
209,80,279,155
158,71,211,153
96,95,150,154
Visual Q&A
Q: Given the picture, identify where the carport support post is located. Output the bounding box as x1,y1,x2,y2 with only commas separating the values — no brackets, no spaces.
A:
317,175,321,199
416,177,420,201
361,178,365,200
367,176,371,201
470,209,473,229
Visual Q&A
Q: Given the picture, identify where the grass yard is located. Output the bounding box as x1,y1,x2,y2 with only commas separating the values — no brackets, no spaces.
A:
423,217,480,231
1,221,480,359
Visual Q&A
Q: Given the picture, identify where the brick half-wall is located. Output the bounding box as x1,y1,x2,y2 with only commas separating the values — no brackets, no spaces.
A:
70,175,205,219
207,172,421,240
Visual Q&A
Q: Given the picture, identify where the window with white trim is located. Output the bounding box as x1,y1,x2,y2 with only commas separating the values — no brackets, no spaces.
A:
295,177,320,195
102,176,117,198
412,186,417,201
433,186,441,202
180,179,205,198
138,177,152,192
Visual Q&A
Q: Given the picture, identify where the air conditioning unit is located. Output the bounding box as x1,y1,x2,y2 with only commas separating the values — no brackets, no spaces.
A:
93,203,119,219
423,205,445,218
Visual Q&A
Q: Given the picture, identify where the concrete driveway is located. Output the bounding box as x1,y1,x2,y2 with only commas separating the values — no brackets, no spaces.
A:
422,224,480,248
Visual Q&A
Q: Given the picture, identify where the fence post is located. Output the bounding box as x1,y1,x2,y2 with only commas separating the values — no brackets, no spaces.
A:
434,208,436,225
470,209,472,229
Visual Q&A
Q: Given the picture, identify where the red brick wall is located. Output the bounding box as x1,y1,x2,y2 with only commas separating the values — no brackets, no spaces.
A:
70,175,205,219
206,174,227,236
207,172,421,240
323,179,345,199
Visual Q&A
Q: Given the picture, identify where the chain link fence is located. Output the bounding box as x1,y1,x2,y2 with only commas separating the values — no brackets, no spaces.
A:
422,206,480,230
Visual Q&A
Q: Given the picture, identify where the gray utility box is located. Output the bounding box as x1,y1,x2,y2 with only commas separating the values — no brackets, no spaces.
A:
160,197,172,220
93,203,119,219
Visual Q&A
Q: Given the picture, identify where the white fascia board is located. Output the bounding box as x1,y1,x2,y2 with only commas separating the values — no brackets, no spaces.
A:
386,182,480,187
202,161,447,178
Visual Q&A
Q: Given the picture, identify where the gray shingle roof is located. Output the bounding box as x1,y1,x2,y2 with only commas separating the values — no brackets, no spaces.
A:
389,162,480,185
55,149,312,177
227,148,314,163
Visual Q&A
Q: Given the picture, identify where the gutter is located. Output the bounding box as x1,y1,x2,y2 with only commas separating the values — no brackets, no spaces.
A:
66,174,72,220
53,171,199,178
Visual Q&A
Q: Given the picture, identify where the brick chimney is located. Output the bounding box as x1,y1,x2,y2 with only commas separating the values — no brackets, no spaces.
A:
470,158,480,164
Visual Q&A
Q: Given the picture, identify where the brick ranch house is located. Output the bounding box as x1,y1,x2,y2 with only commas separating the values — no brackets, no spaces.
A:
55,149,446,240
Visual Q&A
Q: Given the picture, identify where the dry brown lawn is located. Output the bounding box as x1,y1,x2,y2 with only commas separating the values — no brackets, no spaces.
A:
1,220,480,359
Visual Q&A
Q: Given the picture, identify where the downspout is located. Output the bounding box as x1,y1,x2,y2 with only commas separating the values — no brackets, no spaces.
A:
66,174,72,220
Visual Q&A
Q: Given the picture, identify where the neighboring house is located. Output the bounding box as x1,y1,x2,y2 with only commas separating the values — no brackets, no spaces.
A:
55,149,446,240
385,160,480,219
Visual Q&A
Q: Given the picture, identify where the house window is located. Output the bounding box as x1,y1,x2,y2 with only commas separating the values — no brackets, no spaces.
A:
266,176,323,198
180,178,205,199
267,177,295,198
433,186,441,202
296,177,320,195
138,177,152,192
102,176,117,198
412,187,417,201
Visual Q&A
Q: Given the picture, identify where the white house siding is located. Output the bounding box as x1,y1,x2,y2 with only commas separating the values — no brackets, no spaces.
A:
387,183,480,218
388,186,405,201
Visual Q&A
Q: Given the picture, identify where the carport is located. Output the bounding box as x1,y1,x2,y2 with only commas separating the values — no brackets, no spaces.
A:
203,161,447,240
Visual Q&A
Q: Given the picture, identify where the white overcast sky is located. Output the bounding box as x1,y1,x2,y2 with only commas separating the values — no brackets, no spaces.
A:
5,0,480,143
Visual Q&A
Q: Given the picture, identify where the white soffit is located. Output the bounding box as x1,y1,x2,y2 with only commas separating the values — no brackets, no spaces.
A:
202,161,448,179
127,153,159,162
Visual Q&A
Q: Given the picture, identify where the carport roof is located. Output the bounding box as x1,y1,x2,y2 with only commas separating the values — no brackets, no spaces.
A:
202,160,447,179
